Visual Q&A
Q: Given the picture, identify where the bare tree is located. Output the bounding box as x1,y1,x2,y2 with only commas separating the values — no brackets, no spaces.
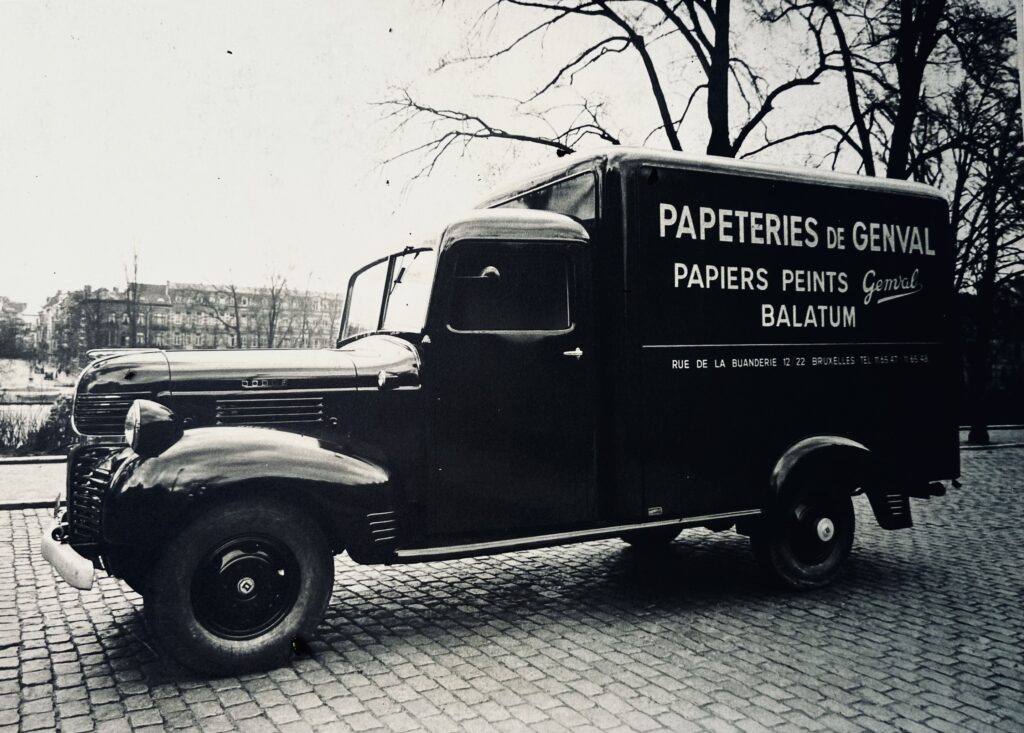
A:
292,273,316,349
53,291,105,369
202,273,295,349
379,0,844,176
913,4,1023,443
0,311,28,359
262,274,291,349
204,284,245,349
124,250,141,347
876,0,949,179
752,0,954,179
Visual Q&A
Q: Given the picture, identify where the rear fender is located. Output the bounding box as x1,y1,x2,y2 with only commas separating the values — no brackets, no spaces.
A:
767,435,910,530
770,436,875,495
104,426,394,556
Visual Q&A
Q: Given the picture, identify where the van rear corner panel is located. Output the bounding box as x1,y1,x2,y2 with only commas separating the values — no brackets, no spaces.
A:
630,163,958,515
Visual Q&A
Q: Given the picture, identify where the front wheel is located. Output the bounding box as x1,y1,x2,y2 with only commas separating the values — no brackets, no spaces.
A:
145,499,334,674
750,488,854,589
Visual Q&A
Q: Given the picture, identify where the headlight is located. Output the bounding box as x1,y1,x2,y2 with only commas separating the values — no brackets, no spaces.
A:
124,399,182,457
124,401,141,448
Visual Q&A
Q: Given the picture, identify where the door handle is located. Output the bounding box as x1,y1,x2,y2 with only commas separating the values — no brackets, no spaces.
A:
562,347,583,360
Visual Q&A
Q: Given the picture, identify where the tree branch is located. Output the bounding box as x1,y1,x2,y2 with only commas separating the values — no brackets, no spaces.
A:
740,123,862,159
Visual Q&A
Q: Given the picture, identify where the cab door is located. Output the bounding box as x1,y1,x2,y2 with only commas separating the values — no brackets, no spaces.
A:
428,239,595,538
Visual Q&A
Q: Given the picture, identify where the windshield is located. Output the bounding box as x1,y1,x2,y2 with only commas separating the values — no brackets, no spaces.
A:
340,248,437,341
382,249,437,331
340,259,388,341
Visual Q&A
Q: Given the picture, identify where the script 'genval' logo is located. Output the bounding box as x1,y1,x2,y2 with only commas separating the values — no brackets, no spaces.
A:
241,378,288,389
862,268,922,306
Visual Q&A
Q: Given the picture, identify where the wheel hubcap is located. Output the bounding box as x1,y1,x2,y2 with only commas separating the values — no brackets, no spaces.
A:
788,499,843,565
191,534,300,641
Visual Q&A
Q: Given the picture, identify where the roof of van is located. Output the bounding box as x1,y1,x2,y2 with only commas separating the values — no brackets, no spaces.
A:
440,210,589,251
477,146,946,208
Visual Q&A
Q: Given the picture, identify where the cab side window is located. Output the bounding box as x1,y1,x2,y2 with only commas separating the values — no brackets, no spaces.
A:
448,243,572,332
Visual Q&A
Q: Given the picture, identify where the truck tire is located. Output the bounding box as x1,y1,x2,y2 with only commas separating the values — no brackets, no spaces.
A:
620,526,681,549
750,488,854,589
144,499,334,675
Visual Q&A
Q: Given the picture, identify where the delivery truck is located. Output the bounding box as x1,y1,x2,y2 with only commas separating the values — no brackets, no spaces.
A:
42,148,959,673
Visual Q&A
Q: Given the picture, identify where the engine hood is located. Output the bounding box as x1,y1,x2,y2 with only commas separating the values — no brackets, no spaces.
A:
162,348,360,393
77,350,172,397
72,336,421,437
76,334,421,397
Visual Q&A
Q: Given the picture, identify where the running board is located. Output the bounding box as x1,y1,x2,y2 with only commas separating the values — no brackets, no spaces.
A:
394,509,763,560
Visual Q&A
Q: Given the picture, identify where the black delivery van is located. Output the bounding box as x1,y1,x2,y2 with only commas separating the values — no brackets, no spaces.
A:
42,148,959,673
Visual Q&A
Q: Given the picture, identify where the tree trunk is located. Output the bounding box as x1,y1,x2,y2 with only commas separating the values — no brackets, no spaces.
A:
127,285,138,348
966,155,1000,444
705,0,732,156
886,0,945,179
824,2,875,175
232,296,243,349
886,81,921,179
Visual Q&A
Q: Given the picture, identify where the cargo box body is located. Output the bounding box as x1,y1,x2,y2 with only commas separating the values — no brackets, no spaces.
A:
483,148,960,522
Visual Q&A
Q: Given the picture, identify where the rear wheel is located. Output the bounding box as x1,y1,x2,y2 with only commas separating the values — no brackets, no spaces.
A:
145,499,334,674
751,488,854,589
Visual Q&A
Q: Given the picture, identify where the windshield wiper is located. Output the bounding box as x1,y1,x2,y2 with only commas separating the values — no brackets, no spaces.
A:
388,247,421,297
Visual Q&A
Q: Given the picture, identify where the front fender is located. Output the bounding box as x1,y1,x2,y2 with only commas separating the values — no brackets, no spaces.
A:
104,426,393,552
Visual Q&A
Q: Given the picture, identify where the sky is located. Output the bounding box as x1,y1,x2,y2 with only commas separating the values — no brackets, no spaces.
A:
1,1,503,310
4,0,985,312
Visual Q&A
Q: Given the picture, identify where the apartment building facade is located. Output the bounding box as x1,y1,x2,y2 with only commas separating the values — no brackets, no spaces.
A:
38,282,342,368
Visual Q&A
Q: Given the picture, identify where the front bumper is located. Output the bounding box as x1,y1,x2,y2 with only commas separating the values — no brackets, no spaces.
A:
40,519,95,590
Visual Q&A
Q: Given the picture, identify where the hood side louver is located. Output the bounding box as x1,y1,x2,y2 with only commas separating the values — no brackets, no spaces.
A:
215,396,325,426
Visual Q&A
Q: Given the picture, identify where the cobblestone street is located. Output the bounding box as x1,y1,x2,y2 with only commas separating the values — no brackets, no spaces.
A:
1,448,1021,733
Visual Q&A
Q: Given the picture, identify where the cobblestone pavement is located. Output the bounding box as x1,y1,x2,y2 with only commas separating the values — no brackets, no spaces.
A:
1,449,1022,733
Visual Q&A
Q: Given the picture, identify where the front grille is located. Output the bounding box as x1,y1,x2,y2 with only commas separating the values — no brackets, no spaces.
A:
66,445,118,546
215,396,324,426
74,391,150,435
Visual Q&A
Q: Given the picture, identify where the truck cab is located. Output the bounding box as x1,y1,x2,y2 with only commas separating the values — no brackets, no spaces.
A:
42,148,959,674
